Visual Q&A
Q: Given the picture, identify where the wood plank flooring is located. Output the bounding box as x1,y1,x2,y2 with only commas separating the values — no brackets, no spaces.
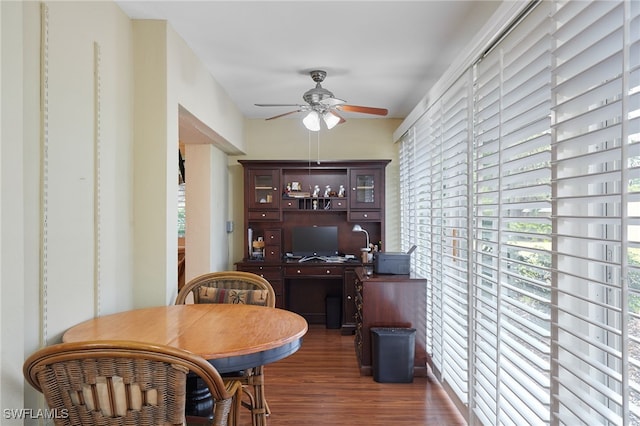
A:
236,324,467,425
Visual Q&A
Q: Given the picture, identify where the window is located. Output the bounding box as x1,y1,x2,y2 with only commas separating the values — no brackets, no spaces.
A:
551,0,639,423
398,0,639,424
178,182,185,238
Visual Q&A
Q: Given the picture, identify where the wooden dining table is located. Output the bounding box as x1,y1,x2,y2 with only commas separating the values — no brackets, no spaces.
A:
62,303,308,423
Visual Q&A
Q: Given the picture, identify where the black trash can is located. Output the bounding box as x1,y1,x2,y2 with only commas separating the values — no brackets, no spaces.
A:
325,296,341,329
371,327,416,383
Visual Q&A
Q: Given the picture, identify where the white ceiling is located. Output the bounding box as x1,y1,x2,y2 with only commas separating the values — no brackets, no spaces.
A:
115,0,502,121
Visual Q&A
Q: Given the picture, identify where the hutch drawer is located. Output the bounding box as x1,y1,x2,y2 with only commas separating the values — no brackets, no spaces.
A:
348,211,381,221
264,246,281,262
248,210,281,221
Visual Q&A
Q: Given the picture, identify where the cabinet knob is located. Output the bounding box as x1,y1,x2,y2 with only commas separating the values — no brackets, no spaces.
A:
297,269,301,274
326,270,331,274
273,187,277,191
347,295,352,300
363,213,368,218
261,213,266,217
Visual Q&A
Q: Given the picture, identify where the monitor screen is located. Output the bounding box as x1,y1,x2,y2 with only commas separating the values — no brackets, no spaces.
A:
291,226,339,256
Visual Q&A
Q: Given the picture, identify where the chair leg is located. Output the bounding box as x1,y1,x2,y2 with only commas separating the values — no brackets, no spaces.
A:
246,366,268,426
252,386,267,426
254,366,270,416
229,383,242,426
225,368,269,426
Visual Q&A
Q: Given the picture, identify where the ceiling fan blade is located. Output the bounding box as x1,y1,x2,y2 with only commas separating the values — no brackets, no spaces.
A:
338,104,389,116
319,97,346,107
265,110,302,120
255,103,305,107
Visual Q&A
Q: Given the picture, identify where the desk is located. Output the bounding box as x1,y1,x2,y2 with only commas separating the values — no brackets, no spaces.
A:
237,259,361,333
63,304,308,423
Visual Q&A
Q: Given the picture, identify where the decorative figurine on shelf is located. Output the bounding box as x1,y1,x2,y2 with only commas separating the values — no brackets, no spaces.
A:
252,237,265,260
324,185,331,197
285,183,292,194
312,185,320,197
338,184,345,197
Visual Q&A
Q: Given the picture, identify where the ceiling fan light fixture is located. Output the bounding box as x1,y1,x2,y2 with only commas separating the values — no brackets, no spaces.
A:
303,111,321,131
256,70,388,127
323,112,340,130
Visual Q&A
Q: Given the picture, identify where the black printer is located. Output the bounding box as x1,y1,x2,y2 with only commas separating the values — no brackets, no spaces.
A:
373,245,416,275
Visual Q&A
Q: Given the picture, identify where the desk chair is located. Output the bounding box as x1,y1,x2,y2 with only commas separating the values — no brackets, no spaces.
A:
23,340,241,426
175,271,276,426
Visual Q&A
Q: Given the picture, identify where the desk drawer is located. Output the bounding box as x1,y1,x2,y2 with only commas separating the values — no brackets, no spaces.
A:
284,265,343,277
239,265,282,281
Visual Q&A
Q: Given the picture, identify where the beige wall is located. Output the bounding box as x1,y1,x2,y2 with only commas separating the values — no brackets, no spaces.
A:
228,117,402,264
1,0,27,416
2,0,138,418
132,18,247,307
0,1,246,416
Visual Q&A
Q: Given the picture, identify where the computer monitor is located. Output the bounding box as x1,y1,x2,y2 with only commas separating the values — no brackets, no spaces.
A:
291,226,339,257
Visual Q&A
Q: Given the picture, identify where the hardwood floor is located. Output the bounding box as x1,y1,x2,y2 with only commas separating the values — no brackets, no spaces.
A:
236,324,467,426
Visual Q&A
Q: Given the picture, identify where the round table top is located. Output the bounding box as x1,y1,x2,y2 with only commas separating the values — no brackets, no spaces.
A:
62,304,308,372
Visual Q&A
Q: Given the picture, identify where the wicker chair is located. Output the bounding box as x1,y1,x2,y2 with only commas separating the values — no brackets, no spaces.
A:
175,271,276,426
23,340,242,426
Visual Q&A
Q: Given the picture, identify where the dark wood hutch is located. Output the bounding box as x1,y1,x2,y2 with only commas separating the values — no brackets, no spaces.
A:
235,159,390,333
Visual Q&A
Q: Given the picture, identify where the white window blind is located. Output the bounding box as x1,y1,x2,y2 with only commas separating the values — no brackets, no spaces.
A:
417,101,444,373
400,70,472,403
398,0,638,423
440,72,472,402
551,0,640,424
473,2,553,424
399,127,417,263
400,126,436,356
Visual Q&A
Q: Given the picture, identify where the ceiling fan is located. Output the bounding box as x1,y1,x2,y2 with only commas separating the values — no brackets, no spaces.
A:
255,70,388,131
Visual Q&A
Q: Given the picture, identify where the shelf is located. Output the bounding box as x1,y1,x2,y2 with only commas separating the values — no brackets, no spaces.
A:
283,196,347,200
282,197,347,211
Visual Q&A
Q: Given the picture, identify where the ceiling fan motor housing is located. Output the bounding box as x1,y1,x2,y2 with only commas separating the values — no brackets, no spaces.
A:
303,69,334,105
303,85,334,105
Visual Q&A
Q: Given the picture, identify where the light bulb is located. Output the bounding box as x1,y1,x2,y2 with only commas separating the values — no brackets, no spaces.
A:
323,111,341,129
303,111,320,131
